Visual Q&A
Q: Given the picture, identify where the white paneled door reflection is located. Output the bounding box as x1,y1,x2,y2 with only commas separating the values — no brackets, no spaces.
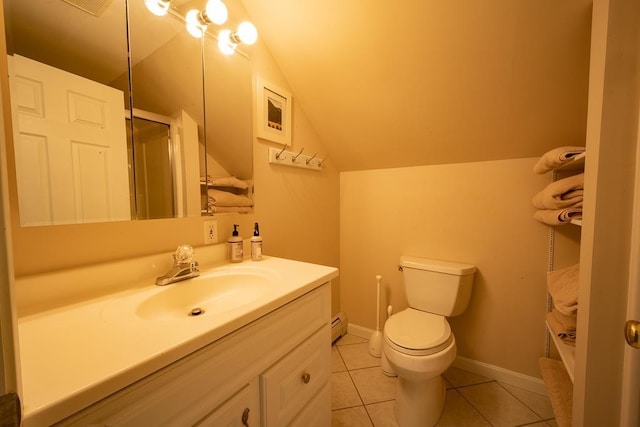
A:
9,54,130,226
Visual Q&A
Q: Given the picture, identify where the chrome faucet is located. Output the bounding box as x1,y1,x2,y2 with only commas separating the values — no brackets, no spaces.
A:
156,245,200,286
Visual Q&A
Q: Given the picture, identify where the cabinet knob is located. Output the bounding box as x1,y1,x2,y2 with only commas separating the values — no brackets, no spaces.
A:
302,372,311,384
241,407,250,426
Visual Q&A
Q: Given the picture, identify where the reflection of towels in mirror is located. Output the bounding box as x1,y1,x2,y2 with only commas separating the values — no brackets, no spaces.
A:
208,206,253,213
547,264,579,315
201,175,249,190
533,146,586,174
532,173,584,209
207,189,253,207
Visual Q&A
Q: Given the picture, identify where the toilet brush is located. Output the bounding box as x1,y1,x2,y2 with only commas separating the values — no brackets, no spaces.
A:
368,275,383,357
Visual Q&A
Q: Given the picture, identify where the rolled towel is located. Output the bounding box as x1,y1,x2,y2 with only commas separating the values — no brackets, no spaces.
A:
533,208,582,226
547,264,579,315
532,173,584,210
533,146,586,174
207,189,253,207
546,310,576,346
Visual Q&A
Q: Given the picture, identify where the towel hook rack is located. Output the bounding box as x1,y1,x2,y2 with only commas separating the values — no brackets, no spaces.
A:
268,147,323,171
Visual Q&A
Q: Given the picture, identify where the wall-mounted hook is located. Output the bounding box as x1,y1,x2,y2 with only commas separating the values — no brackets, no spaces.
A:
317,154,328,167
275,145,287,160
306,152,317,165
292,147,304,163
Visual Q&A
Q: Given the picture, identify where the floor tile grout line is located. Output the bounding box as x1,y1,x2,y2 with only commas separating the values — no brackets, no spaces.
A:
450,387,497,427
494,381,552,422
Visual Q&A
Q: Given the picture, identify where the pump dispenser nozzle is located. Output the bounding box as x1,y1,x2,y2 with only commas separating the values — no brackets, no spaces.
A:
232,224,239,236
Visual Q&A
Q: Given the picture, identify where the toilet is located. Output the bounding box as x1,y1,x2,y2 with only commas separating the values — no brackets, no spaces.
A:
383,256,476,427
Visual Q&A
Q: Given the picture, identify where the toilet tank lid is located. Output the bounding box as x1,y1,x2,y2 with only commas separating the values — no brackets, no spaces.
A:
400,256,476,275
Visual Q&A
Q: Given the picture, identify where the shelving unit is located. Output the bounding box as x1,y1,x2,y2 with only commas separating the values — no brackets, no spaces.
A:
545,151,584,381
538,150,584,425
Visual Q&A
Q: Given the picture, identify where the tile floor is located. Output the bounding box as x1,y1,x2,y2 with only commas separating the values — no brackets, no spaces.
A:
332,334,558,427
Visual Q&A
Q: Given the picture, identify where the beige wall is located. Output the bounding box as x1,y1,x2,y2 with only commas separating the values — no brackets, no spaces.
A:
2,0,341,313
340,158,580,378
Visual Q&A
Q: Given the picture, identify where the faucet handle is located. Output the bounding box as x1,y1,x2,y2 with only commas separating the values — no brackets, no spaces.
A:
174,245,194,265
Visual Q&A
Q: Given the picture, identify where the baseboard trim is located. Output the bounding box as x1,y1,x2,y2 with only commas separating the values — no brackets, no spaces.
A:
347,323,548,396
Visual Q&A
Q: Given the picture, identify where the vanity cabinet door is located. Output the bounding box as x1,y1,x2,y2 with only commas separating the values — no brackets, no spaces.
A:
289,381,331,427
195,380,260,427
261,326,331,426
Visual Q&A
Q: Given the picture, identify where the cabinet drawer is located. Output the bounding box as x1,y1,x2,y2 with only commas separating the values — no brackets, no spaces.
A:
289,381,330,427
261,325,330,426
195,379,260,427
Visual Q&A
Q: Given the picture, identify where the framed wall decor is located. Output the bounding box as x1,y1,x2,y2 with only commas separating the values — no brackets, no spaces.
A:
256,77,292,146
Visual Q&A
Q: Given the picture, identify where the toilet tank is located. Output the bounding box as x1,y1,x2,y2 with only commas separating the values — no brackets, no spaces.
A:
400,256,476,317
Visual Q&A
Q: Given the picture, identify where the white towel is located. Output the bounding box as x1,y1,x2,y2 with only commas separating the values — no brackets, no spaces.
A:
207,189,253,207
533,146,585,174
533,208,582,226
532,173,584,210
207,206,253,214
201,175,250,190
547,264,580,315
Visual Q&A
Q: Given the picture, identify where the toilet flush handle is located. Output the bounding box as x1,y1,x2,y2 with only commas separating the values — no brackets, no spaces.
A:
398,265,403,272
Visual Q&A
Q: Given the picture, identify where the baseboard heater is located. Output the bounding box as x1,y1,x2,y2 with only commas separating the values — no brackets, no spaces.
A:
331,312,348,343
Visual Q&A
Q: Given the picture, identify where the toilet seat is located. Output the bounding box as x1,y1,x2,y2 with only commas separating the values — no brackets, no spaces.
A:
385,308,453,356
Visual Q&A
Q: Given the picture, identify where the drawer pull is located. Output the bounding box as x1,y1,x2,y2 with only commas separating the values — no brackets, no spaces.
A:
242,407,250,426
302,372,311,384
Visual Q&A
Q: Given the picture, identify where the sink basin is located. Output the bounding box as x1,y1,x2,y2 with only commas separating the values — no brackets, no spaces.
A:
100,266,278,324
137,271,271,320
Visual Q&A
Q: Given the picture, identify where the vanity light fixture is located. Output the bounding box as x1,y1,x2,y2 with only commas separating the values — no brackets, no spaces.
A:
185,0,228,38
144,0,171,17
145,0,254,55
218,21,258,55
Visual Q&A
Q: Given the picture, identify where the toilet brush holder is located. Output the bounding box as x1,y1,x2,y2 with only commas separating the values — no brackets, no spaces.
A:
368,330,382,357
368,275,383,357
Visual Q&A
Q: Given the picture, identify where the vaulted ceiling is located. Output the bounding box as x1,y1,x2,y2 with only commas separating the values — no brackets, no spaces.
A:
241,0,593,171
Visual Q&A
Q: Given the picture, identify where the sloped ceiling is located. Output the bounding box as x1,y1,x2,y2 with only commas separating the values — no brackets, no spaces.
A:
241,0,593,171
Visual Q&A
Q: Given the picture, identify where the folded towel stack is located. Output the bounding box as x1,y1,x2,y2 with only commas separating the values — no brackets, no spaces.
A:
532,172,584,226
207,188,253,214
546,264,579,346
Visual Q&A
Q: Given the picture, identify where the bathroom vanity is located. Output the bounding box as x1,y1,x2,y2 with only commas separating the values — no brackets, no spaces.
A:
15,254,338,426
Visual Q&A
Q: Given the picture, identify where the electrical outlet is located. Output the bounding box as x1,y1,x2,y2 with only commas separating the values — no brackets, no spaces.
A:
204,220,218,244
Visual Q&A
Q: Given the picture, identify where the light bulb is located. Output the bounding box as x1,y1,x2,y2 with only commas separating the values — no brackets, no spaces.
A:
218,29,237,55
144,0,170,16
185,9,205,38
205,0,228,25
236,22,258,45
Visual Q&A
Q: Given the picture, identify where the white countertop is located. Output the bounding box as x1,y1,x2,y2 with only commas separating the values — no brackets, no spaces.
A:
18,256,338,426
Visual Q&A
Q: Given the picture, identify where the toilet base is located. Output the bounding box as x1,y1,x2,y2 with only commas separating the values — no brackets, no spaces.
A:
394,375,446,427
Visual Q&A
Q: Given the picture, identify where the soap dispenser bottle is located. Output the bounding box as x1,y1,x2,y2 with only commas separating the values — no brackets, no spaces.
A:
228,224,243,263
251,222,263,261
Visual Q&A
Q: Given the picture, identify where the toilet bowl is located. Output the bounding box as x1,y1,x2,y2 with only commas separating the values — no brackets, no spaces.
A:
383,308,457,427
384,256,476,427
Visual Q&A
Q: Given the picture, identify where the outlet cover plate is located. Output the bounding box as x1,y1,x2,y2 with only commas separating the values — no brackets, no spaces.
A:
204,220,218,244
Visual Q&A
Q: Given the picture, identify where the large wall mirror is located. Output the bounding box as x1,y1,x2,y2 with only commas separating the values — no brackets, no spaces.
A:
3,0,253,226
